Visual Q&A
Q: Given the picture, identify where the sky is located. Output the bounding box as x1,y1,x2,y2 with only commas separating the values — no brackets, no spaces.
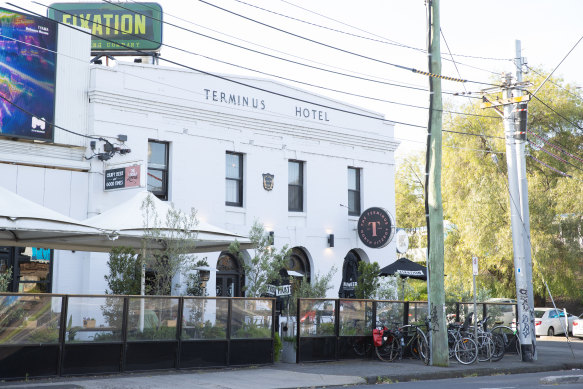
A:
15,0,583,161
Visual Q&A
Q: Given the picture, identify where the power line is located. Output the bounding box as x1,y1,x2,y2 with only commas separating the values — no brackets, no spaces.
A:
530,32,583,98
277,0,510,63
525,65,583,103
199,0,500,86
16,2,425,128
93,0,464,97
529,130,583,165
528,93,583,131
529,154,573,179
528,139,583,174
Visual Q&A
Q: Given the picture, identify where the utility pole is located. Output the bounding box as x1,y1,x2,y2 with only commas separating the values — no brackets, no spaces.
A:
425,0,448,367
480,40,535,362
513,40,537,360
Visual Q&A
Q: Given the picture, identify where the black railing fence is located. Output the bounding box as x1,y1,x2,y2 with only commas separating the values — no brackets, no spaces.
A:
292,298,517,363
0,293,275,380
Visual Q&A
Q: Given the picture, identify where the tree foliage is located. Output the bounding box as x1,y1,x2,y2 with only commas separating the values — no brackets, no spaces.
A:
439,70,583,301
355,261,380,299
229,221,291,297
395,70,583,303
140,193,200,296
0,266,12,292
104,247,141,295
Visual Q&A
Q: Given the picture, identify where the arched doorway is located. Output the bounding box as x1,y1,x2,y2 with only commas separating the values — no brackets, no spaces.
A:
216,252,244,297
338,250,361,298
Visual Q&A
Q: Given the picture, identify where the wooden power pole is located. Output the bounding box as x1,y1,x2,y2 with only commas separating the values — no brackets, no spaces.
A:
425,0,448,366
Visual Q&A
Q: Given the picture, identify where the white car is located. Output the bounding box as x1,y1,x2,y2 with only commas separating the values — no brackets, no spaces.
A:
571,314,583,338
534,308,575,337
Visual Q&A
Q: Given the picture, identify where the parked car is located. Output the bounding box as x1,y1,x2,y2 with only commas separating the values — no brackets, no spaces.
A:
571,314,583,338
511,308,576,336
486,298,516,327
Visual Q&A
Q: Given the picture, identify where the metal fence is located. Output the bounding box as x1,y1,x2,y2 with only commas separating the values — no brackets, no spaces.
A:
294,298,517,363
0,293,275,380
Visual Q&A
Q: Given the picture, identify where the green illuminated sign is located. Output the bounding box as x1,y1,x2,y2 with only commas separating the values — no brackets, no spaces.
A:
48,2,162,53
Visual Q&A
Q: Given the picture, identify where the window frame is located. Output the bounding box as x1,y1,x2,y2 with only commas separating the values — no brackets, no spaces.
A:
225,151,244,207
288,160,304,212
147,140,169,201
347,166,361,216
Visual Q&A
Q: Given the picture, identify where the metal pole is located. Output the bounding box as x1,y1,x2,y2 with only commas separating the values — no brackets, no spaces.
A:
502,72,533,362
514,40,537,360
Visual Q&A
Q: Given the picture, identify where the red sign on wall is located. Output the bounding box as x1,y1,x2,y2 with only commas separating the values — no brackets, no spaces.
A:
104,165,141,191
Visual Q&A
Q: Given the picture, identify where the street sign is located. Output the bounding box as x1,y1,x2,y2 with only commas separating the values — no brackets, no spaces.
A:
472,256,479,276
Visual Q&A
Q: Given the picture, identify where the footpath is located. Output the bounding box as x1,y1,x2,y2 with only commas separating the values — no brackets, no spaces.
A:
1,338,582,388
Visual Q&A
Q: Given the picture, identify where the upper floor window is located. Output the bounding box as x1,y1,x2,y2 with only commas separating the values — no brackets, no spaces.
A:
348,167,361,216
148,140,169,201
288,160,304,212
226,152,243,207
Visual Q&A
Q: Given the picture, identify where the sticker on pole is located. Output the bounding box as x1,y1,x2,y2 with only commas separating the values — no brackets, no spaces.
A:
472,256,479,276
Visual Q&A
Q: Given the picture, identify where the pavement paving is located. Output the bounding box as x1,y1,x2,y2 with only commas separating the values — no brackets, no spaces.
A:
1,337,583,388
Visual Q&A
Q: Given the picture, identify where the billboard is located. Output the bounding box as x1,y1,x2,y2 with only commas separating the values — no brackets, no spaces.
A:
48,3,162,54
0,8,57,142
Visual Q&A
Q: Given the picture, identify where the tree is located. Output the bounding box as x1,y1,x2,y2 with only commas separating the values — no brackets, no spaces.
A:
140,193,199,296
395,152,427,249
355,261,380,299
104,247,140,295
438,70,583,301
0,266,11,292
185,258,210,297
229,221,291,297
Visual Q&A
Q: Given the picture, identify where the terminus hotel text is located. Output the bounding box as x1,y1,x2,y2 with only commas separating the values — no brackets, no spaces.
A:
203,89,331,121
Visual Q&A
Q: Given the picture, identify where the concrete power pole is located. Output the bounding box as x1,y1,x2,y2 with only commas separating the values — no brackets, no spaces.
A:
513,40,537,360
480,41,535,362
425,0,448,367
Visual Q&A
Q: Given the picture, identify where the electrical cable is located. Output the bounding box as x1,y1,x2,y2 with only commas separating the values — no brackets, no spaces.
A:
530,32,583,98
122,0,449,94
278,0,511,62
230,0,511,71
528,93,583,131
44,0,466,101
95,0,469,97
525,65,583,103
529,130,583,165
528,139,583,174
199,0,500,86
528,154,573,178
14,2,428,129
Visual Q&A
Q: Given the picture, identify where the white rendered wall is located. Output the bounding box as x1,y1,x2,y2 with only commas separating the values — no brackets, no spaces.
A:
79,61,399,297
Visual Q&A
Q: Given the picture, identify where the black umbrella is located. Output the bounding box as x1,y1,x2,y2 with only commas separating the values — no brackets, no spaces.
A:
378,257,427,281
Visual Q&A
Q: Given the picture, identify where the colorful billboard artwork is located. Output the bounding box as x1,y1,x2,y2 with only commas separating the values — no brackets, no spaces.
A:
47,3,163,54
0,8,57,142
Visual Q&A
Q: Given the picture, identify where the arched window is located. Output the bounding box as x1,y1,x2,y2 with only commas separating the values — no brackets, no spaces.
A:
287,247,310,282
338,250,361,298
216,253,243,297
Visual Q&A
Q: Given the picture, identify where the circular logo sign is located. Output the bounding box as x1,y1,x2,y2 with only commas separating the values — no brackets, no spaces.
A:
395,229,409,253
357,207,394,248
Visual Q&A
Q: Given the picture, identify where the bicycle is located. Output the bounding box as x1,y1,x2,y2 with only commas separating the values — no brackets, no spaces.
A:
397,323,430,365
491,324,521,356
373,323,402,362
447,312,478,365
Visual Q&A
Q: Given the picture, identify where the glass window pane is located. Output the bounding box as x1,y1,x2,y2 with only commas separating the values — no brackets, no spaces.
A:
347,168,357,190
182,298,228,340
127,297,179,341
0,295,61,345
226,153,241,179
148,142,167,169
299,299,335,337
147,170,165,193
339,300,371,336
231,299,273,339
226,179,240,204
288,186,301,211
288,161,300,185
348,190,360,214
66,296,124,343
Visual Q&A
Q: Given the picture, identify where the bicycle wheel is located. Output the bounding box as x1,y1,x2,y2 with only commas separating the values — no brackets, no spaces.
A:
454,336,478,365
415,329,430,365
447,331,457,359
491,325,520,354
477,334,494,362
353,337,371,357
375,334,401,362
491,333,505,362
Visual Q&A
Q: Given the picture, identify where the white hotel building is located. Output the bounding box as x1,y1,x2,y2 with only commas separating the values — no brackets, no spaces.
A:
0,24,399,299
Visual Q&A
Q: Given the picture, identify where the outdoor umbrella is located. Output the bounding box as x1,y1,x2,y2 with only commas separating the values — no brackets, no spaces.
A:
378,257,428,281
82,190,252,253
378,257,427,301
0,185,105,250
